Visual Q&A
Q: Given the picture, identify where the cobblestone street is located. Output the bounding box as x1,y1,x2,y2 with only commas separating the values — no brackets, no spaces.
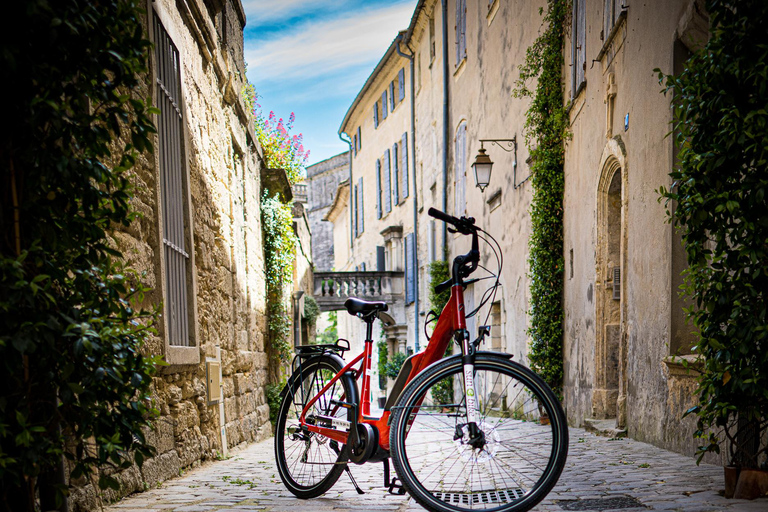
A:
107,427,767,512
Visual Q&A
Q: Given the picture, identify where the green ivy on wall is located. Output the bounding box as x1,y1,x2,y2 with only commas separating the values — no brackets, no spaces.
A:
261,192,297,369
513,0,570,394
657,0,768,466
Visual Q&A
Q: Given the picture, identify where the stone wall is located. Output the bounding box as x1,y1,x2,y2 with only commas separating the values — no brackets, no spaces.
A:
70,0,271,508
306,152,350,271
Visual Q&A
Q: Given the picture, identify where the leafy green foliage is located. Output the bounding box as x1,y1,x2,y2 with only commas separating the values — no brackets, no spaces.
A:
377,341,389,390
303,296,320,327
265,382,285,427
261,193,297,366
0,0,160,507
428,261,451,314
513,0,570,394
383,352,408,380
315,311,338,345
431,377,455,407
657,0,768,466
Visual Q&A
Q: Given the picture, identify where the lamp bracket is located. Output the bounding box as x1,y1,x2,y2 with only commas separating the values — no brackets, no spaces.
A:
478,137,517,153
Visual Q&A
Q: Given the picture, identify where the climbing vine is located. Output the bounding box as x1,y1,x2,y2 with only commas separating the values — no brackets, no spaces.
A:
261,192,297,368
657,0,768,466
0,1,160,509
513,0,570,393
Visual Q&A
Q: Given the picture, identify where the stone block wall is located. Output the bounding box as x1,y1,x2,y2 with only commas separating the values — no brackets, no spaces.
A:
69,0,271,509
306,152,350,271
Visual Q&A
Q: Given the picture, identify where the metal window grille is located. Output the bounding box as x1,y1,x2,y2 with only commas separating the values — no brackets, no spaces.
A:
153,12,191,347
612,267,621,300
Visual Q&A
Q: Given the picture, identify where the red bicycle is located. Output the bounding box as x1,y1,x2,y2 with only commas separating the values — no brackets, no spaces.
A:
274,208,568,512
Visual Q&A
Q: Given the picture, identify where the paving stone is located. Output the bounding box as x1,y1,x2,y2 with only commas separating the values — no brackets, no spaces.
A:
106,426,768,512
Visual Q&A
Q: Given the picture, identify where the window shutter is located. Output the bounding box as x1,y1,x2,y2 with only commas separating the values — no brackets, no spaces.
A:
389,81,396,111
401,133,409,199
405,233,415,304
393,142,400,205
456,0,466,64
358,177,364,234
353,133,357,156
383,149,392,213
376,159,382,219
398,68,405,101
373,103,379,128
377,246,386,271
575,0,586,92
353,182,359,237
357,126,362,149
381,91,388,119
154,11,191,347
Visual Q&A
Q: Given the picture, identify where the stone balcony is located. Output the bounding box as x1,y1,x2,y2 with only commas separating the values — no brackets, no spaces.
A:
313,271,404,311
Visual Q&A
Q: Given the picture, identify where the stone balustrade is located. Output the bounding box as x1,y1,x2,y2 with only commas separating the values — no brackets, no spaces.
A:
313,271,404,311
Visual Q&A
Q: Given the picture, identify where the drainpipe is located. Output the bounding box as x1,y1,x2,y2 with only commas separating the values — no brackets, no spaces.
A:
441,0,450,254
395,35,420,353
339,132,353,251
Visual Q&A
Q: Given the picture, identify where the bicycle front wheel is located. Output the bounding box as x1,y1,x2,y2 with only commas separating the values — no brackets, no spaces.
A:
389,353,568,512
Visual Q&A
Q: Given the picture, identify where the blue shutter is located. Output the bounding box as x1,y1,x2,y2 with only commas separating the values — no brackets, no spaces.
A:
353,182,359,237
383,149,392,213
398,68,405,101
358,177,364,233
389,81,396,111
393,142,400,205
401,133,409,199
353,133,357,156
357,126,362,150
405,233,415,304
373,103,379,128
376,160,382,219
456,0,466,64
381,91,388,119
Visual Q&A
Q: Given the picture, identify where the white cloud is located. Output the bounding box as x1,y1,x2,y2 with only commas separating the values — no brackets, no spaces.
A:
241,0,350,26
245,2,413,83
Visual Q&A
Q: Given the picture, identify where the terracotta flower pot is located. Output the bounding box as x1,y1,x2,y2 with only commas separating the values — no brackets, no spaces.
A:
733,468,768,500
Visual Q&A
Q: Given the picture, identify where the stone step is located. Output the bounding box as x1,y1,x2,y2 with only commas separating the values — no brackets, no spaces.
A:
584,418,627,438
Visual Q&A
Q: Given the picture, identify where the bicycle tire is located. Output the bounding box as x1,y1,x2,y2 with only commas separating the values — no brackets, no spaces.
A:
389,353,568,512
274,354,356,498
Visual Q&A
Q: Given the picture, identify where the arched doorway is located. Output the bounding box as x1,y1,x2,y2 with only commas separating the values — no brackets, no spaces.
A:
593,139,628,428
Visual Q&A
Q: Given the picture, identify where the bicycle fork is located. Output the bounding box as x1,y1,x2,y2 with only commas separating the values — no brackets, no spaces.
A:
457,329,486,450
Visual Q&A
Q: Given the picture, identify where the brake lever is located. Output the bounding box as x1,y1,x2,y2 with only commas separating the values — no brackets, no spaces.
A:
447,227,457,234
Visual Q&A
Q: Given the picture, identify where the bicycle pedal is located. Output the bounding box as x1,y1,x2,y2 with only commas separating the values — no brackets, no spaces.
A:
388,477,406,495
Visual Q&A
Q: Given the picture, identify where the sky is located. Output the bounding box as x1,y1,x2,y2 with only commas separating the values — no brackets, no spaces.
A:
243,0,416,167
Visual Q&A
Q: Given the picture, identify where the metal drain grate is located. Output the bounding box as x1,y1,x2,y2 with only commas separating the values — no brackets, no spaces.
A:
558,496,646,510
433,488,526,505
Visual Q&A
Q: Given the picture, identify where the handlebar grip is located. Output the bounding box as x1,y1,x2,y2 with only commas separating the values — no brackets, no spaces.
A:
428,207,459,225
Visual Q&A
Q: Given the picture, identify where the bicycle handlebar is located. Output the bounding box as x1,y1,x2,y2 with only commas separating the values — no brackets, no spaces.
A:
428,207,481,292
428,207,476,235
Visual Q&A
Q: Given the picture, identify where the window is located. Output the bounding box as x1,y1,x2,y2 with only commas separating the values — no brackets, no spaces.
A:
604,0,623,40
455,0,466,65
376,159,382,220
398,68,405,102
393,142,400,205
381,90,388,119
400,132,409,199
353,133,358,157
377,246,386,271
355,177,364,236
454,122,467,216
389,81,396,112
357,126,362,150
429,12,436,62
373,102,379,128
572,0,586,97
383,149,392,214
405,233,415,304
153,11,193,349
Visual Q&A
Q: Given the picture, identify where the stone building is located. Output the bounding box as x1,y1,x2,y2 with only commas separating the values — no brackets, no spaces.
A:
72,0,274,507
326,0,716,460
306,152,350,271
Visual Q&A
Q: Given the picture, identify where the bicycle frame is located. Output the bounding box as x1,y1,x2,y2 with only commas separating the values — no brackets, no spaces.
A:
299,282,467,451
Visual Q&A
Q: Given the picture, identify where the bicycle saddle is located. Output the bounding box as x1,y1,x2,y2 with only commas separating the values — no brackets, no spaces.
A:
344,298,388,316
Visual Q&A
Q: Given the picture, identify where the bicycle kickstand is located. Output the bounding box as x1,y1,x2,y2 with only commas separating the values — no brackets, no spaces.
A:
344,464,365,495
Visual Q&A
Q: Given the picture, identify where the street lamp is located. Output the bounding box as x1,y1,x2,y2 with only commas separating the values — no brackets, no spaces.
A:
472,137,517,192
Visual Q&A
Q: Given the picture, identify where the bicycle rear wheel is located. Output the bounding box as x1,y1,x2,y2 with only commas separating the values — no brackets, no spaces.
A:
274,354,355,498
389,353,568,512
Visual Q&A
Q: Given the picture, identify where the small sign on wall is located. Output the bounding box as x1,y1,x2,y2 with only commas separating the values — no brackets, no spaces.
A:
207,361,221,403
